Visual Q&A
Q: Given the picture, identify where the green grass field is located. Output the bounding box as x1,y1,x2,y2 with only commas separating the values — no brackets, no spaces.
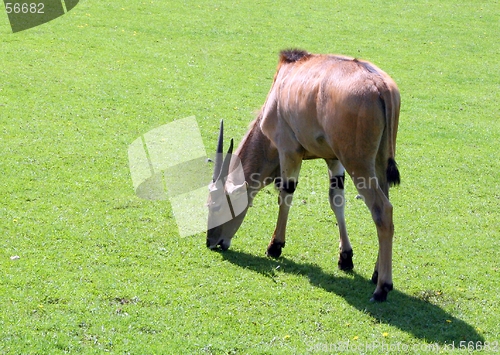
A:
1,0,499,353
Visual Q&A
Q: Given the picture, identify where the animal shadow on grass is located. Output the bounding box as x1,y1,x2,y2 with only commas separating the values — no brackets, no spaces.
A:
221,249,484,345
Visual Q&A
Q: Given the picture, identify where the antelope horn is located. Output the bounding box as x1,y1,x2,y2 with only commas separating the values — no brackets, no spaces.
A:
217,138,234,184
213,120,224,182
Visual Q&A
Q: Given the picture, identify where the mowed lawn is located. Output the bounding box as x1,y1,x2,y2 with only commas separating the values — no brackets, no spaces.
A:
1,1,499,354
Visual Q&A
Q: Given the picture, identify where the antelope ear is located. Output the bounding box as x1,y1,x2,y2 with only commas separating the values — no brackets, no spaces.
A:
226,181,248,195
226,181,249,216
208,180,218,192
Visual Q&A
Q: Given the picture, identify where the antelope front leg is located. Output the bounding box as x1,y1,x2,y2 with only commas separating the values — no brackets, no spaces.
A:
266,182,296,258
266,152,302,258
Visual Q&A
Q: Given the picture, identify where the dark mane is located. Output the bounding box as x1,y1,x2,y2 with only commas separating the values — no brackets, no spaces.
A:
279,49,311,63
353,58,380,75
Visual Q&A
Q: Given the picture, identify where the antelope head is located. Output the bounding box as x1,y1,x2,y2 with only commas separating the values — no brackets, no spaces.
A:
206,120,249,250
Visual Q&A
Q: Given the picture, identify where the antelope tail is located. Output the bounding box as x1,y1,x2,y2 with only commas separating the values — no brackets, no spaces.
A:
381,85,401,187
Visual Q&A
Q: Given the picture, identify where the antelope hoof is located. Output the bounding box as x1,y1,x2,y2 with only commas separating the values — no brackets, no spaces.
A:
370,282,393,302
338,249,354,271
266,241,285,259
371,270,379,284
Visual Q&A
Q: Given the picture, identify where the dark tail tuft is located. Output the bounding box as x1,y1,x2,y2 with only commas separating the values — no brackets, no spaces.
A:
387,158,401,187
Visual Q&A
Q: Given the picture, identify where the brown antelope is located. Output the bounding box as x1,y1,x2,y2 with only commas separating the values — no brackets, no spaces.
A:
207,49,401,301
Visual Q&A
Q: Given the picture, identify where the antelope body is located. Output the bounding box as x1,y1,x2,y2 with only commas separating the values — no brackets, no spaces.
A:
207,49,401,301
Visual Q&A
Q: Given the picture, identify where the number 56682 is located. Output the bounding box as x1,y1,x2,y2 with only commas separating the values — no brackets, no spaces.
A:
5,3,45,14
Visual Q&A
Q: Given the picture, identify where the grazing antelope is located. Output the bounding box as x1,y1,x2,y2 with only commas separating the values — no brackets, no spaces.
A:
207,49,401,301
